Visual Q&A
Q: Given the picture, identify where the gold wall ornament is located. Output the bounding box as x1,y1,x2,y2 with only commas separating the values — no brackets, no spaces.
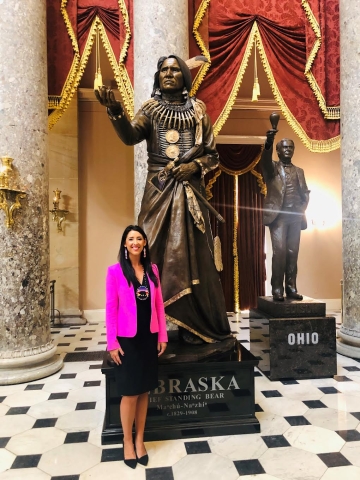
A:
52,188,61,210
1,156,13,179
0,156,27,228
0,189,26,229
49,189,69,233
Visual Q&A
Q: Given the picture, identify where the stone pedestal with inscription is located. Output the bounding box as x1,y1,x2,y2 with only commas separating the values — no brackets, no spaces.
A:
249,296,337,381
101,333,260,444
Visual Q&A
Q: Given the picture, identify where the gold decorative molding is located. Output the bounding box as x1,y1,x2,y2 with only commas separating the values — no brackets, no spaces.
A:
231,98,279,111
216,135,266,144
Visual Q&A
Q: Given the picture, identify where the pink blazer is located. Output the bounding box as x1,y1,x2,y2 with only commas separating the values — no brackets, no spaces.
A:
105,263,168,351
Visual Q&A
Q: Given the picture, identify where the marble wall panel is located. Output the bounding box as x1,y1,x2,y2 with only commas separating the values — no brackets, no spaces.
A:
48,96,81,318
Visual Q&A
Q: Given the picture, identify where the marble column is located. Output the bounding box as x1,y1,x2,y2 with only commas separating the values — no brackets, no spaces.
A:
133,0,189,217
0,0,63,384
337,1,360,358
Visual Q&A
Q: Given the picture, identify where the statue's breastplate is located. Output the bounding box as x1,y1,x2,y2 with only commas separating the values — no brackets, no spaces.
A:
158,122,195,158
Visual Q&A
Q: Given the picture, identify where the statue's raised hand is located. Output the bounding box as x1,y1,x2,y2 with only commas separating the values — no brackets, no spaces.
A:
94,86,122,113
265,129,277,147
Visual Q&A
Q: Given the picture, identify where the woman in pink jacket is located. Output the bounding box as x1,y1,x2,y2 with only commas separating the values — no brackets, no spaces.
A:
106,225,168,469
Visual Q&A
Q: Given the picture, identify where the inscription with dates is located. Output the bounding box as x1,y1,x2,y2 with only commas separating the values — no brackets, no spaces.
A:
147,374,249,422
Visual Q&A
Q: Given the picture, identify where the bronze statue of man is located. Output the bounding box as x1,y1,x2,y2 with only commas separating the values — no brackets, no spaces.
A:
260,129,310,301
95,55,231,344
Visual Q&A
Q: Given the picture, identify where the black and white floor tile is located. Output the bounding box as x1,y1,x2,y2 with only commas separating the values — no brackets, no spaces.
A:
1,311,360,479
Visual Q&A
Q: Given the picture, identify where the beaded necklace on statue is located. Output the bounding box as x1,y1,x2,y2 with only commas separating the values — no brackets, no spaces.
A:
136,270,149,301
141,97,197,130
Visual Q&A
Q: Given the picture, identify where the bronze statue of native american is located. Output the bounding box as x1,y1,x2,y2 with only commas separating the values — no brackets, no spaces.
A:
95,55,231,344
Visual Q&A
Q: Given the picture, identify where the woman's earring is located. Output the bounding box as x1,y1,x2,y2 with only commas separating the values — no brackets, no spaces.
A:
182,87,188,99
143,246,146,258
124,247,128,259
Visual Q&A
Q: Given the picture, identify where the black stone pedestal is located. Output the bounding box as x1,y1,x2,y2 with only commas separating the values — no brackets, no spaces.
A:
250,296,337,381
101,332,260,444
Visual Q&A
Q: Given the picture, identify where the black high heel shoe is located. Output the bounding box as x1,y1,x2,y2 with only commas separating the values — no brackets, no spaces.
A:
136,452,148,466
124,457,137,469
135,445,149,466
123,443,137,469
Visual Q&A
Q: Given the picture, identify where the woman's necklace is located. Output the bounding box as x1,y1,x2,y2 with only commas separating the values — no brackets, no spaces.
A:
136,269,149,301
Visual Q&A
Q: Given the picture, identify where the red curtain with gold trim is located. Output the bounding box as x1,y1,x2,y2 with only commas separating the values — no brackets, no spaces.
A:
47,0,133,129
208,144,265,311
304,0,339,112
191,0,340,153
47,0,75,104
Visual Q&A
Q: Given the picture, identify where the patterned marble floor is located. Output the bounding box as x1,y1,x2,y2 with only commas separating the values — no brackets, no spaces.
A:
1,312,360,480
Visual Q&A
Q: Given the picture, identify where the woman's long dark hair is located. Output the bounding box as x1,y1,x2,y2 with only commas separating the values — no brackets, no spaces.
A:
118,225,158,287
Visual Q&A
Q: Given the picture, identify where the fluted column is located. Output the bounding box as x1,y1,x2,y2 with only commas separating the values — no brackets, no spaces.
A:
337,1,360,358
133,0,189,217
0,0,63,384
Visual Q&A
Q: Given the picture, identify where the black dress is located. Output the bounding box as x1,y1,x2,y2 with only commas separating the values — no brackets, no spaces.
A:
114,274,159,396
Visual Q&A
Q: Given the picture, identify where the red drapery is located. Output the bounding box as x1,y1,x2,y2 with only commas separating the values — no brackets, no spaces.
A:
238,164,266,310
77,6,120,46
47,0,134,129
208,170,235,311
208,144,265,311
190,0,340,153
